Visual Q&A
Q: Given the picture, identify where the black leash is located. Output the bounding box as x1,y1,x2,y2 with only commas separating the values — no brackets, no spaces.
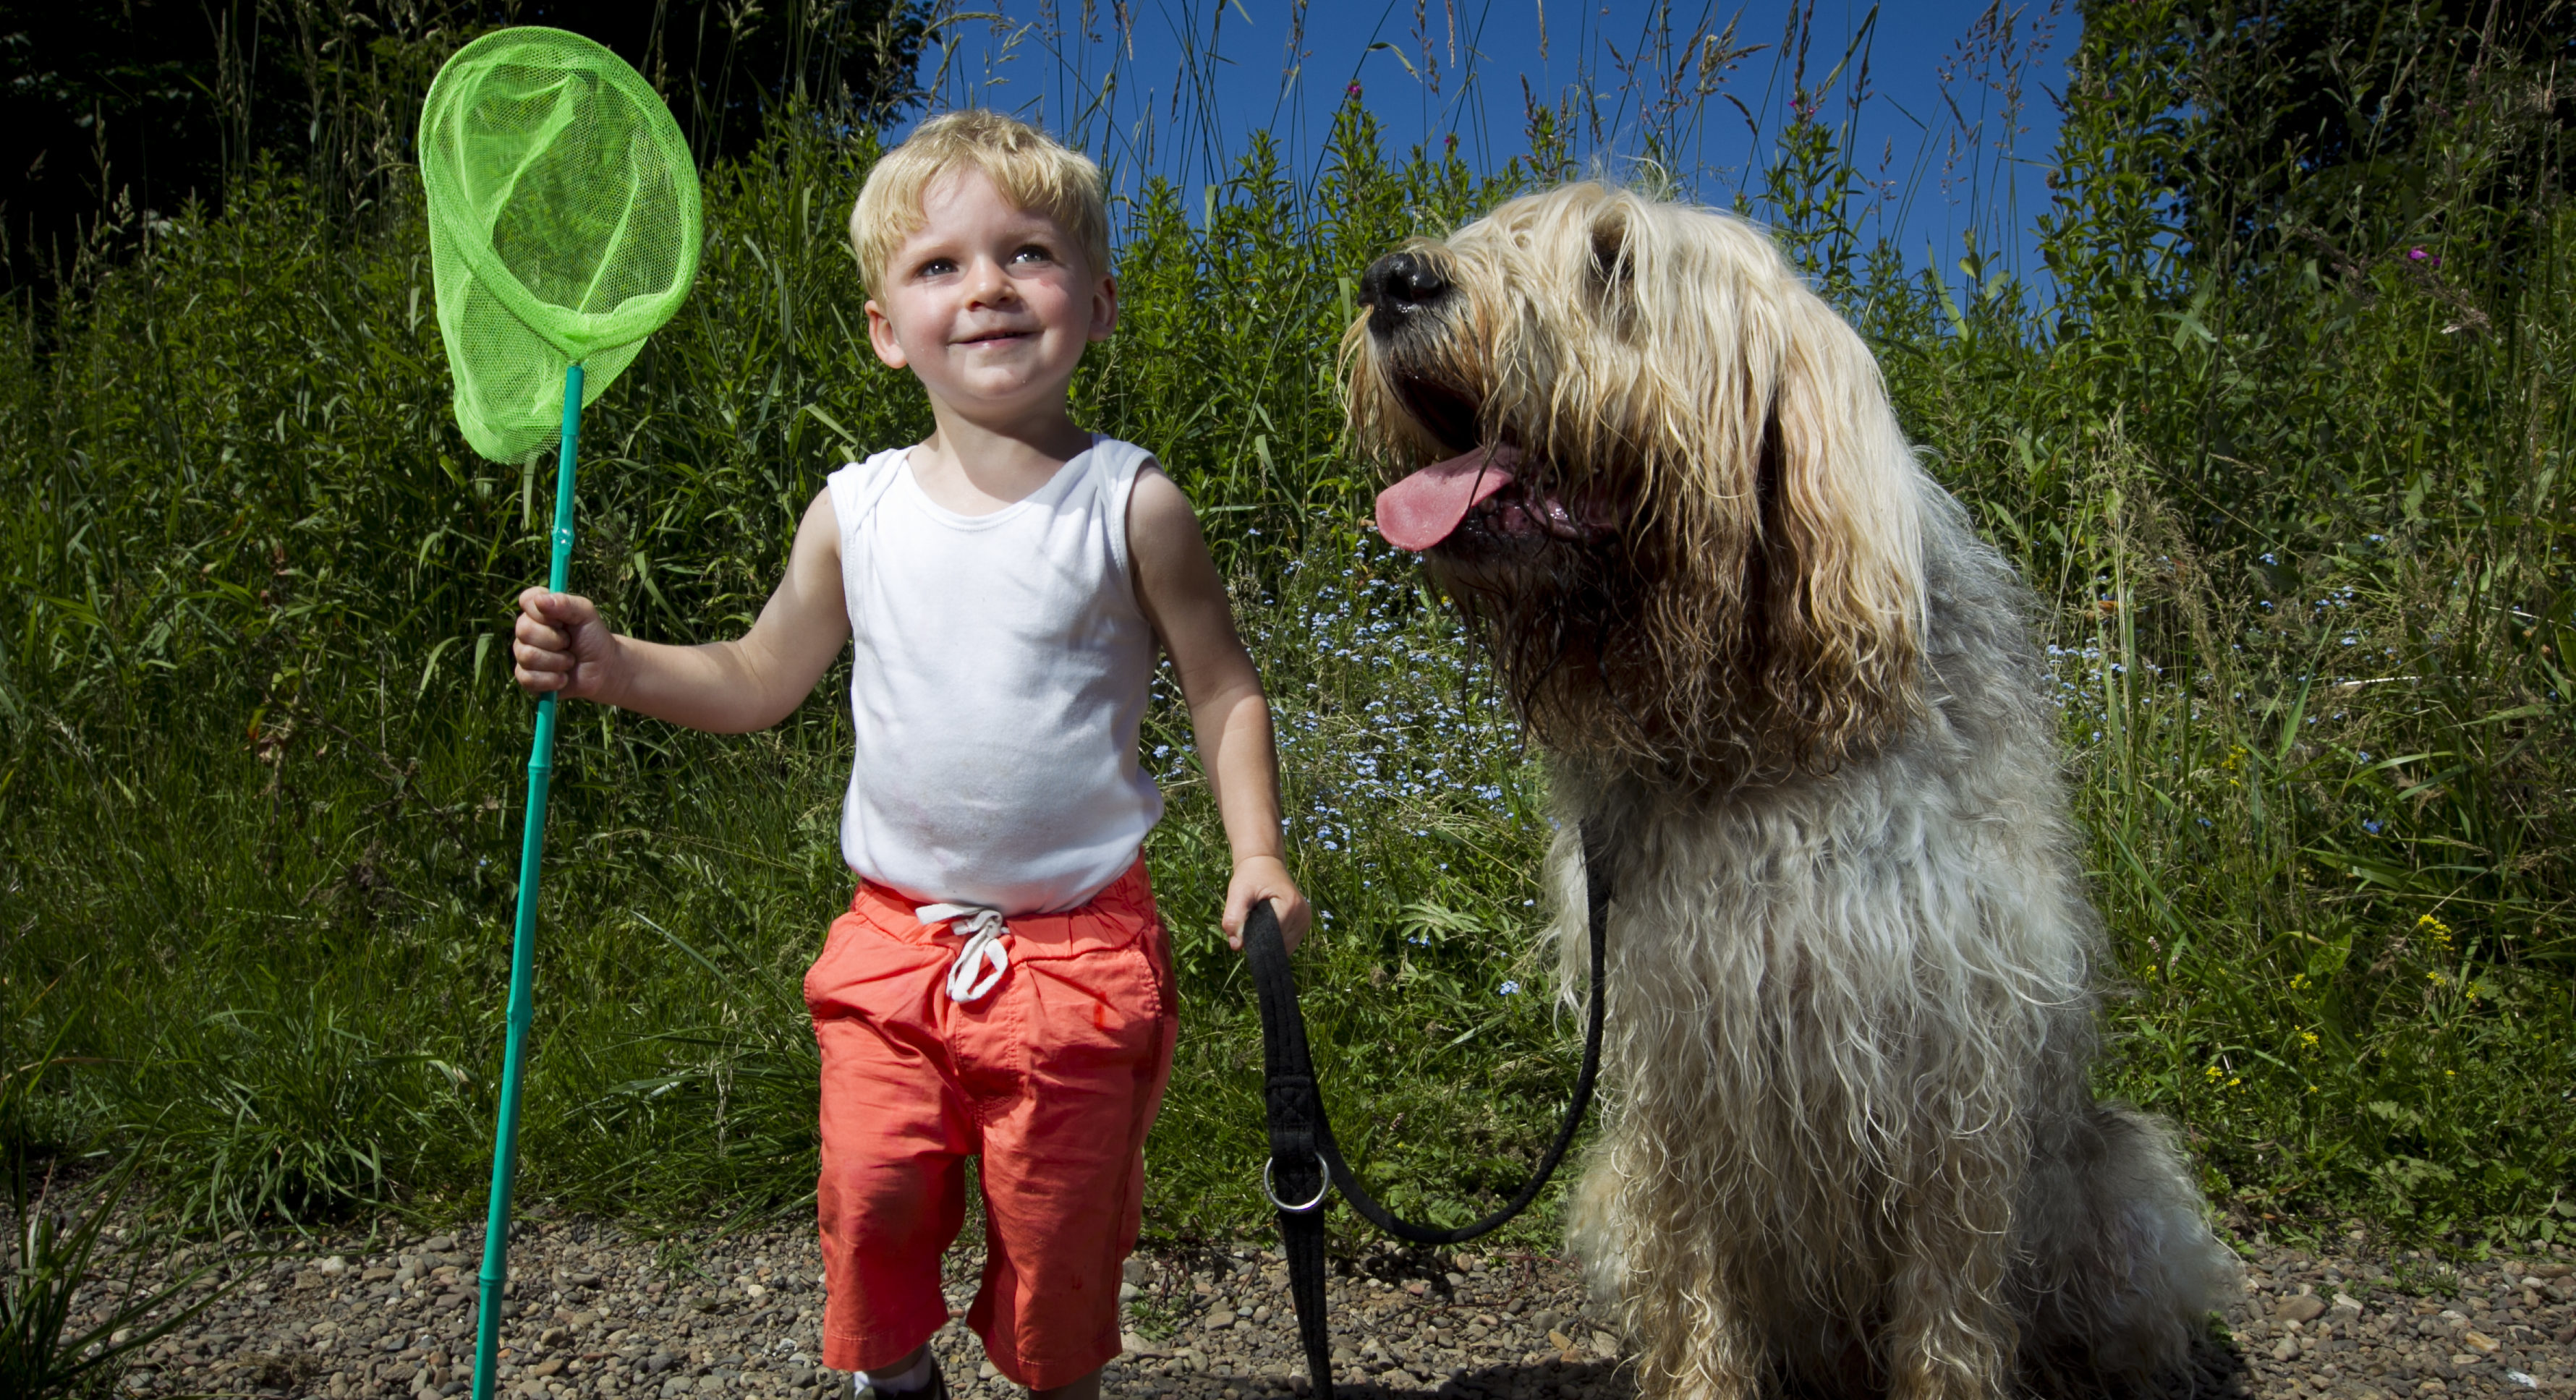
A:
1241,820,1611,1400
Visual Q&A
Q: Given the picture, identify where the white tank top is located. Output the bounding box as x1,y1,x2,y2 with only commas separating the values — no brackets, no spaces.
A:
827,435,1165,915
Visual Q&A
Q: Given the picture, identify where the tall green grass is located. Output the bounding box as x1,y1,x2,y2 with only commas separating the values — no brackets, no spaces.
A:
2,1,2571,1254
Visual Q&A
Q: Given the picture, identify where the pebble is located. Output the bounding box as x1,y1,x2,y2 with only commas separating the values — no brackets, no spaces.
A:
61,1211,2576,1400
2218,1237,2576,1400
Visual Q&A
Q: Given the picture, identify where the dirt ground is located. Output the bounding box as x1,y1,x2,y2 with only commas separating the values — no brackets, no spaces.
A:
88,1211,2576,1400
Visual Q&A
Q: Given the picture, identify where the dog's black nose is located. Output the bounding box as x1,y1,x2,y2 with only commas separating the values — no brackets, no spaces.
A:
1360,251,1450,320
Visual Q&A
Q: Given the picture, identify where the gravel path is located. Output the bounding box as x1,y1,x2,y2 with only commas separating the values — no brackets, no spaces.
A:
77,1209,2576,1400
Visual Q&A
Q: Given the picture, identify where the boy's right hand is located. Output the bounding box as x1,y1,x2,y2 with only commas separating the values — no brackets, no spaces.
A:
513,589,619,701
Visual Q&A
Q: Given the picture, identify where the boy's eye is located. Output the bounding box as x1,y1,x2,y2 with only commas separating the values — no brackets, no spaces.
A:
913,256,956,279
1011,244,1053,265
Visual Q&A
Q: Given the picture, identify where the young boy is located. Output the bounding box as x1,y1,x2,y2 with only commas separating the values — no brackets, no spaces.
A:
511,111,1311,1400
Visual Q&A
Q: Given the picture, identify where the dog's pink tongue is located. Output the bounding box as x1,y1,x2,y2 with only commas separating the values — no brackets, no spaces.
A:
1374,445,1521,551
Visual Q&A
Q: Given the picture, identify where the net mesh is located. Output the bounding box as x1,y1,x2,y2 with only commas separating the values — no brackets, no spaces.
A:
421,27,702,464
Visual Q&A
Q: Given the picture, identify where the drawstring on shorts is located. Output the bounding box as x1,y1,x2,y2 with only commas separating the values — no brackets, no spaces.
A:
916,904,1011,1002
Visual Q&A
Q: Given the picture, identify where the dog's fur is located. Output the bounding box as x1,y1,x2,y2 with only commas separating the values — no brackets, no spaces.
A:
1345,183,2239,1400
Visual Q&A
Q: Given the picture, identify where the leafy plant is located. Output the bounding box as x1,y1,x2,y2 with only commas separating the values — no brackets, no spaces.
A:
1,1158,247,1398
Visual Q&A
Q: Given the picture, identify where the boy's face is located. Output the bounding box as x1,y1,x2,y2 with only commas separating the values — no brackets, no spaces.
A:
864,170,1115,422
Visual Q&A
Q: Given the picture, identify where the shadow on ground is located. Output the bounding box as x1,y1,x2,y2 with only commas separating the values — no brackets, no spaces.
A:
2174,1335,2256,1400
1166,1359,1631,1400
1175,1337,2251,1400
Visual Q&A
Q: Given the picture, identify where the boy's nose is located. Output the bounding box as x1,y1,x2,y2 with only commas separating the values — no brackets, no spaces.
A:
964,256,1016,303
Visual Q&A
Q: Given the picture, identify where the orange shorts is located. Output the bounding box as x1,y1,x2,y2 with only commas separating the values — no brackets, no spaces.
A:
802,858,1178,1386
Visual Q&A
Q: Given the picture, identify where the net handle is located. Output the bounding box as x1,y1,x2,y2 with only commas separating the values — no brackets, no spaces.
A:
471,361,582,1400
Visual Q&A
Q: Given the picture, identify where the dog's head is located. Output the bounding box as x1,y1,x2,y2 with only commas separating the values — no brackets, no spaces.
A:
1344,182,1927,785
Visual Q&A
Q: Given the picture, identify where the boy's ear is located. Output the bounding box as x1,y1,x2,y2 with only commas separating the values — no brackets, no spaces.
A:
864,299,909,370
1089,274,1118,342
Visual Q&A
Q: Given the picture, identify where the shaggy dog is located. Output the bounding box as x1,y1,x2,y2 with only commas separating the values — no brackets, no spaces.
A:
1346,183,2239,1400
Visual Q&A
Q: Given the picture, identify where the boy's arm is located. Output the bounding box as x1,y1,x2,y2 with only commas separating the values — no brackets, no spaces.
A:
513,489,851,733
1127,466,1313,953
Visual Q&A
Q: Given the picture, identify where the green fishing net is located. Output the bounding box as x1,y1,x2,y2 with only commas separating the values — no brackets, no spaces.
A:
421,27,702,464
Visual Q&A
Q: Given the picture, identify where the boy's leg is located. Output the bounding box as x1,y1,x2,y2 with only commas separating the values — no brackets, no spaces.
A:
855,1344,938,1396
865,1349,1093,1400
1032,1369,1103,1400
956,863,1178,1391
810,906,984,1375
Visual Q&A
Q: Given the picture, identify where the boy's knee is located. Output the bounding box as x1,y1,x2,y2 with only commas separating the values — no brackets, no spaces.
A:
820,1154,964,1247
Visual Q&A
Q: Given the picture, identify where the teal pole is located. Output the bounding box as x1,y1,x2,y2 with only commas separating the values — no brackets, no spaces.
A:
473,361,582,1400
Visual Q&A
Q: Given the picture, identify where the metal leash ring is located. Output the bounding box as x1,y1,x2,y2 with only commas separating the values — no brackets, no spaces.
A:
1262,1151,1332,1213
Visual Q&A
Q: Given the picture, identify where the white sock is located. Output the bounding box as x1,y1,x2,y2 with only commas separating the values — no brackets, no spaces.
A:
855,1352,937,1396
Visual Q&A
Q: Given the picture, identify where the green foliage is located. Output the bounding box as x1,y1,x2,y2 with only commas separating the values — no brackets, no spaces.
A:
1,1,928,294
1,9,2571,1259
3,1041,244,1400
1,1161,249,1398
1896,0,2576,1243
2103,0,2575,266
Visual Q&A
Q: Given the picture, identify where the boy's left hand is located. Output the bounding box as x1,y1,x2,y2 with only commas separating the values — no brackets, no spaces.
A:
1223,854,1311,955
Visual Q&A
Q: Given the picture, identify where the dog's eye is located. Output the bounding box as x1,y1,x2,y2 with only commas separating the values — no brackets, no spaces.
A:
1589,225,1632,292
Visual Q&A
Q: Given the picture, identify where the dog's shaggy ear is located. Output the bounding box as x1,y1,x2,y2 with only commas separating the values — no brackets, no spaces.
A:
1756,291,1928,761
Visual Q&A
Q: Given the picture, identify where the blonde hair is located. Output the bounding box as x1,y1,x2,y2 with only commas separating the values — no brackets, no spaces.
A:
848,111,1111,296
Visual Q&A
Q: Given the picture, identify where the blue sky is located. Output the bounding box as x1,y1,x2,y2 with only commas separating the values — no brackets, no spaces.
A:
905,1,2076,284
